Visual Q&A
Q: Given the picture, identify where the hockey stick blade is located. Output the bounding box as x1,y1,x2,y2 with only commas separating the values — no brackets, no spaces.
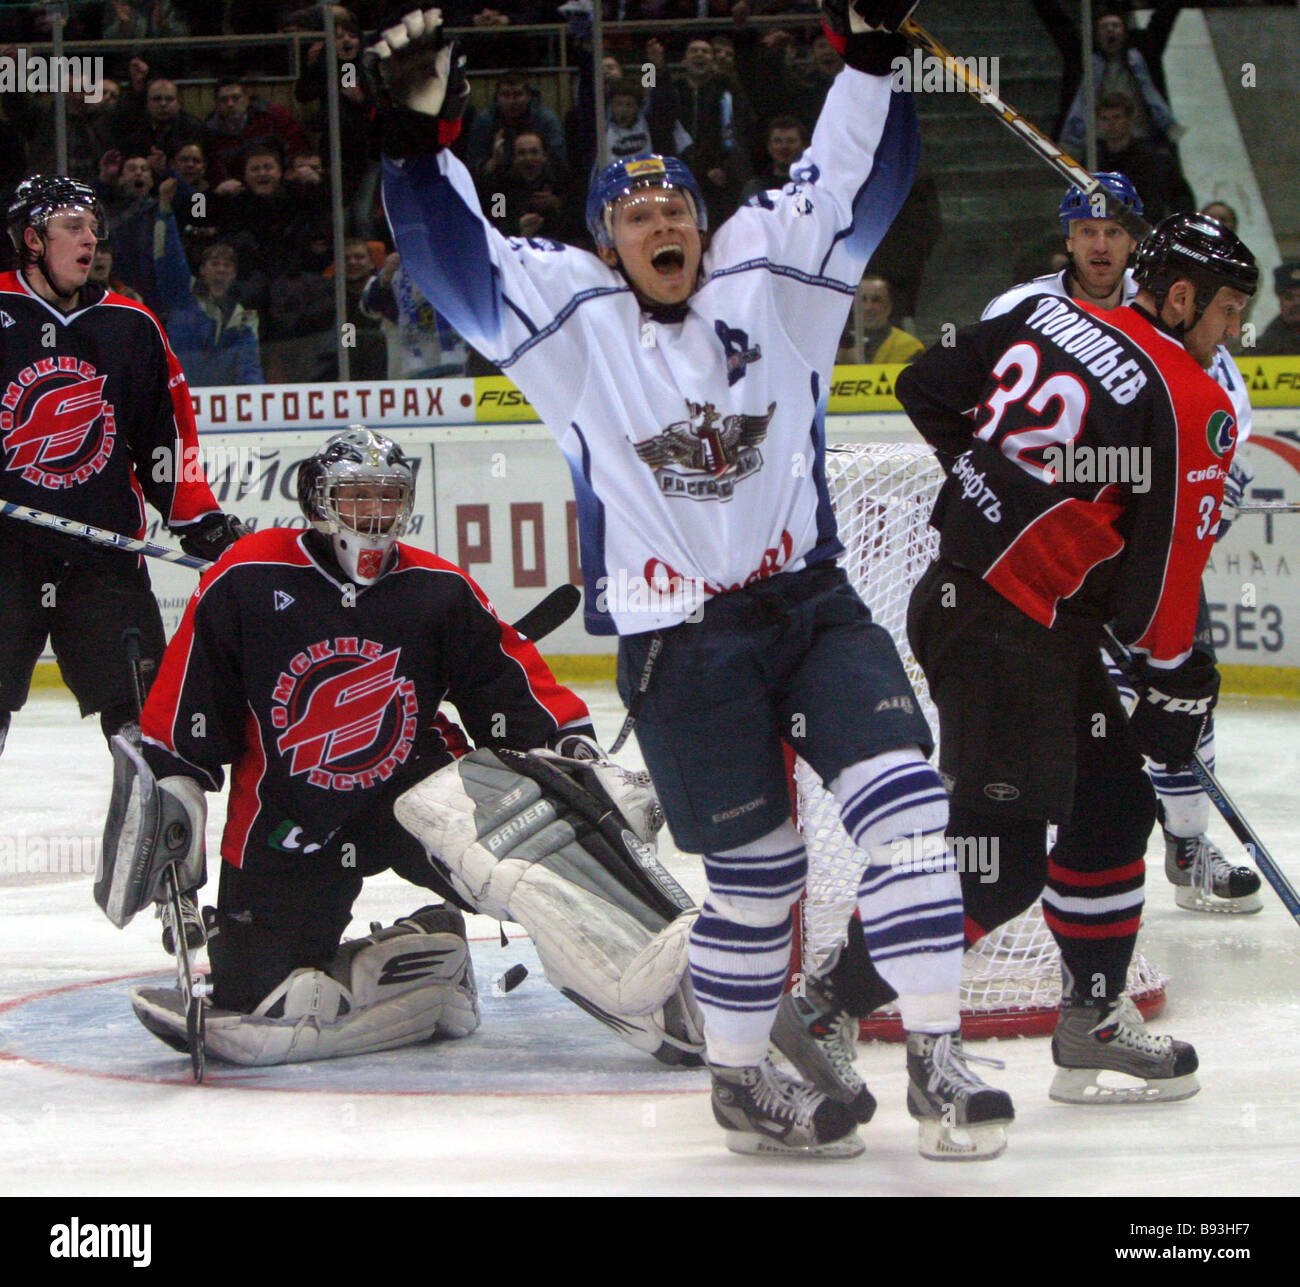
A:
512,583,580,643
0,500,212,570
899,18,1151,242
1103,626,1300,925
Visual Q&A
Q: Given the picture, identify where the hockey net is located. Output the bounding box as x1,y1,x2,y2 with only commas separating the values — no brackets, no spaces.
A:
795,442,1167,1040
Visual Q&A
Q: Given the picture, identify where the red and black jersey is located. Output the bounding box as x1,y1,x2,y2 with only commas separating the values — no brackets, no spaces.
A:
140,528,591,867
896,295,1237,666
0,271,221,557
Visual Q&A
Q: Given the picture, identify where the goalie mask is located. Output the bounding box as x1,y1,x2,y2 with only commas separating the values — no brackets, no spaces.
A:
297,426,415,584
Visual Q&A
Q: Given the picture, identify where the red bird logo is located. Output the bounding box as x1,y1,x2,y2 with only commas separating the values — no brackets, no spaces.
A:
4,376,109,471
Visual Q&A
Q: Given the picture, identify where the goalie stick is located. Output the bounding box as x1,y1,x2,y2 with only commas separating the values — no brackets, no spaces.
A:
1102,625,1300,926
122,628,209,1082
898,16,1151,242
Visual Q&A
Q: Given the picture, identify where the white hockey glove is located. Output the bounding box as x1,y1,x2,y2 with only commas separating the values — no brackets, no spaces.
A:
368,8,466,119
1217,453,1254,541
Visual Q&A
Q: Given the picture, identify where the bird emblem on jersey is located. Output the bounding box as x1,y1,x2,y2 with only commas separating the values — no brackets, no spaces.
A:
631,399,775,502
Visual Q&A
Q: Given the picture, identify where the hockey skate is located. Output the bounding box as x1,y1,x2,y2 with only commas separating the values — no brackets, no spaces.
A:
1050,996,1200,1104
1164,830,1262,914
158,892,206,955
709,1058,864,1159
771,975,877,1124
906,1031,1014,1161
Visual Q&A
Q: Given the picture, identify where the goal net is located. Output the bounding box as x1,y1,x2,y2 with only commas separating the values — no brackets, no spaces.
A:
795,442,1166,1039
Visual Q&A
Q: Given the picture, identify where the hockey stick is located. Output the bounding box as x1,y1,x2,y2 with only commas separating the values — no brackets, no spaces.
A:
898,17,1152,242
123,629,208,1082
1102,625,1300,925
513,583,581,643
1237,502,1300,514
0,501,210,570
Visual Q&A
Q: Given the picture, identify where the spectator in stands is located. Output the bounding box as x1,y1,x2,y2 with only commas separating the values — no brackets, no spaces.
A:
361,251,471,380
1201,200,1240,234
1093,91,1194,223
865,166,942,324
739,115,806,204
113,76,203,162
836,275,924,366
96,151,166,312
102,1,191,76
1256,263,1300,357
87,240,145,303
5,81,123,183
675,36,749,226
328,237,388,381
202,77,312,185
467,72,567,180
480,129,579,244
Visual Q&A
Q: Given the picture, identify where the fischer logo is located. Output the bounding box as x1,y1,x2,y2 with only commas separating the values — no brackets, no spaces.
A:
1,359,114,489
270,638,418,790
478,387,531,408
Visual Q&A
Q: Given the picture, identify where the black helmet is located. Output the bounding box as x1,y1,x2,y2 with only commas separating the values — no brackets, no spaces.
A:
1132,212,1258,330
6,174,107,258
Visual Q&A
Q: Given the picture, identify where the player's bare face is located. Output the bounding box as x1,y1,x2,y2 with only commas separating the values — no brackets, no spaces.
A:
1181,286,1251,368
24,210,99,305
1067,219,1136,304
602,189,702,307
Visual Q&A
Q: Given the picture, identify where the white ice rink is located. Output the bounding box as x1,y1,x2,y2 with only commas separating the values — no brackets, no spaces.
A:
1,682,1297,1197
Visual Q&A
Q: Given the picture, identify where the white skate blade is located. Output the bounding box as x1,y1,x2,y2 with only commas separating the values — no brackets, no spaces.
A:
1049,1067,1201,1105
916,1119,1007,1162
1174,886,1262,914
723,1129,865,1160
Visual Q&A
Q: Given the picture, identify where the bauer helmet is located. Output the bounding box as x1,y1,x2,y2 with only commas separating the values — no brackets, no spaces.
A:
585,153,707,251
1132,211,1258,329
1059,171,1143,233
297,426,415,585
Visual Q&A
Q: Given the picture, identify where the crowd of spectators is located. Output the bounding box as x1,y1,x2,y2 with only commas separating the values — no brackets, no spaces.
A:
0,2,1279,384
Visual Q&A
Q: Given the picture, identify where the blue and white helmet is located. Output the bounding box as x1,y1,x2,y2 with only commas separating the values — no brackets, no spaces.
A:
1059,172,1143,234
585,153,707,250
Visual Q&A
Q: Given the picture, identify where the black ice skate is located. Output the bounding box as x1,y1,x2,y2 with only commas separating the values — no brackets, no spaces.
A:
906,1030,1014,1161
159,892,206,955
1164,830,1262,914
709,1058,863,1159
1050,996,1200,1104
771,975,877,1124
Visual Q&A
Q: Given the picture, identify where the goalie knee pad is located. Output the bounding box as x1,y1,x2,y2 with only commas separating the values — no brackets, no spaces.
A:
132,904,479,1066
395,748,703,1064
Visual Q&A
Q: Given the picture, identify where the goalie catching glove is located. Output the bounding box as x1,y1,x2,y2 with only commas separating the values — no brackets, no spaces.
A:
394,747,703,1065
367,8,470,156
820,0,917,74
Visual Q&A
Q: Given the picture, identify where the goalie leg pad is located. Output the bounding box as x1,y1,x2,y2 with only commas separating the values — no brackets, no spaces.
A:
132,905,478,1065
98,736,205,928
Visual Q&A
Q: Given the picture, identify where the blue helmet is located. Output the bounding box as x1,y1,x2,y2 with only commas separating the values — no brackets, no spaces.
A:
585,153,707,250
1059,172,1143,233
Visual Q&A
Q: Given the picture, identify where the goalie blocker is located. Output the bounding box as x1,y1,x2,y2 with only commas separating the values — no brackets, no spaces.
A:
395,746,704,1066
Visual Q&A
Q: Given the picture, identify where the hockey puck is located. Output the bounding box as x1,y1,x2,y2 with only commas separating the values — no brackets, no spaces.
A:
493,964,529,995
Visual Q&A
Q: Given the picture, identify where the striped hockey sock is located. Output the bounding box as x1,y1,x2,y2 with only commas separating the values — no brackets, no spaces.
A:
1042,855,1144,1003
689,822,807,1067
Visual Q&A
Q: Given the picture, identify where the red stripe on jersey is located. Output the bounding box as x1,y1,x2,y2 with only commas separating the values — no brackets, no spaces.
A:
984,490,1125,627
1042,907,1143,940
1047,857,1146,888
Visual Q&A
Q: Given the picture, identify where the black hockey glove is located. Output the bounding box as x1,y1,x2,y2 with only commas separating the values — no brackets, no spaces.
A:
1127,650,1219,770
820,0,917,74
367,8,470,158
177,513,247,563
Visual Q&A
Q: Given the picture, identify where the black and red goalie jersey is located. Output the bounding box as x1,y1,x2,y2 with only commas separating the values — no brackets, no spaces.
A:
140,528,591,867
0,272,221,551
896,294,1239,666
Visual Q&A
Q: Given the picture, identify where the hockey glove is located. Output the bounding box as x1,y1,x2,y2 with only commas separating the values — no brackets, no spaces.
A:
367,8,470,156
820,0,916,74
1127,650,1219,770
1216,454,1254,542
176,512,247,562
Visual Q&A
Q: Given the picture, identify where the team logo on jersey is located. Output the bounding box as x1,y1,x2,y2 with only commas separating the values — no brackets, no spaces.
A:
714,320,762,385
269,638,418,791
1206,409,1237,458
0,358,114,490
630,399,775,501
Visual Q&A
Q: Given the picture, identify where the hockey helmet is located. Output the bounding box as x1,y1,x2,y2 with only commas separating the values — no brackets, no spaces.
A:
1132,211,1258,328
1059,172,1143,233
6,173,107,258
585,153,707,250
297,426,415,585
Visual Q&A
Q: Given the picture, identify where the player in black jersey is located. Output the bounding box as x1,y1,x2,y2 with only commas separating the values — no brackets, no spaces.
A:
892,213,1258,1103
0,175,244,761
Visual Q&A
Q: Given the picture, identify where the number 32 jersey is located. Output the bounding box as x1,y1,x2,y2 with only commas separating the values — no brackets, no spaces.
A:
896,295,1237,667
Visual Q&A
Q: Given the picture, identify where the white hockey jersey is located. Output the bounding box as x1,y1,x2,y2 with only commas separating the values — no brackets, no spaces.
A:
982,268,1252,443
383,69,918,635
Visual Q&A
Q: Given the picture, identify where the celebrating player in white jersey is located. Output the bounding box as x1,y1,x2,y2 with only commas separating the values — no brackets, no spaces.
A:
371,2,1013,1161
984,173,1262,915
